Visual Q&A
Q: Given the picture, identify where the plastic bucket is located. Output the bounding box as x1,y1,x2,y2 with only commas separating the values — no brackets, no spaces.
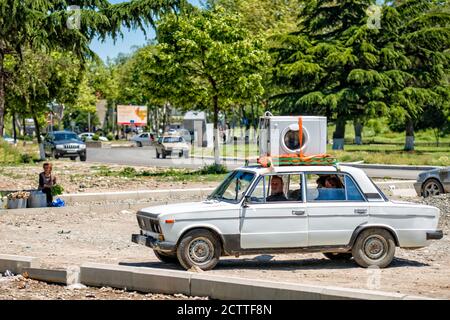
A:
7,198,27,209
28,192,47,208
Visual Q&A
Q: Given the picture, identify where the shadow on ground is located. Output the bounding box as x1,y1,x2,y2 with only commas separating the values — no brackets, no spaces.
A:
119,255,429,271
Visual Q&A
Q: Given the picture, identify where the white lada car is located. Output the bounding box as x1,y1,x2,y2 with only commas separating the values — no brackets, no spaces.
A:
132,165,443,270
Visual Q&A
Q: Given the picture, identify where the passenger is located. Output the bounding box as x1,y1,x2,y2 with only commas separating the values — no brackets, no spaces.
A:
266,176,288,202
324,176,344,189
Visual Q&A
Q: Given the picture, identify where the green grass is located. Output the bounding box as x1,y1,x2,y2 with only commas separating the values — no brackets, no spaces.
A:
92,164,228,183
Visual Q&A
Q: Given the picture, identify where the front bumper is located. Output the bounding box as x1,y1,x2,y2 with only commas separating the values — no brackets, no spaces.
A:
131,234,176,253
426,230,443,240
55,149,86,158
413,182,422,196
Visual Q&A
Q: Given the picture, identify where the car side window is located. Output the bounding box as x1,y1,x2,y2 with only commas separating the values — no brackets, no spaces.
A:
345,175,365,201
249,174,303,203
306,173,365,201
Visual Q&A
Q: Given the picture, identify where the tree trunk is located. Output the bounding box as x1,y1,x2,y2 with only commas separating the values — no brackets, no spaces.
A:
332,118,346,150
0,50,5,137
213,94,221,165
404,119,415,151
31,104,45,160
12,113,17,143
22,116,27,146
353,119,363,145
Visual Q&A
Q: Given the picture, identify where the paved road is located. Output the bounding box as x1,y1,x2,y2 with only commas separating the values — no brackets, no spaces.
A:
86,147,423,179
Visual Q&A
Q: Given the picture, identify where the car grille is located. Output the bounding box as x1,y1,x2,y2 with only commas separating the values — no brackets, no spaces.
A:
64,144,80,149
137,215,161,233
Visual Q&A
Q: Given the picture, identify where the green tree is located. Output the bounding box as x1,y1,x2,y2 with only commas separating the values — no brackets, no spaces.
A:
382,0,450,150
0,0,184,137
151,7,270,164
271,0,388,149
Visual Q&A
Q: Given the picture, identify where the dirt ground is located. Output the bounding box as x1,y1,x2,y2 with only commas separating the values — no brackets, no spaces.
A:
0,161,219,194
0,276,206,300
0,193,449,299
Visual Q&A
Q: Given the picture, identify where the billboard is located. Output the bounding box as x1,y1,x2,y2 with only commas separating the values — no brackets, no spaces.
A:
117,105,148,126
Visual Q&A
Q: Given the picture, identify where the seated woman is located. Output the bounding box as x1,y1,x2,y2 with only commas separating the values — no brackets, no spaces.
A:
316,175,345,200
38,162,57,207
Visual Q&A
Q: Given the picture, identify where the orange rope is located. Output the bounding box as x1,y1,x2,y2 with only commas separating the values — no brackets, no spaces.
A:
258,116,335,168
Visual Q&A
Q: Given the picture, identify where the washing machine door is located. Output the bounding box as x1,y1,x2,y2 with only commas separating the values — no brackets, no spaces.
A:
281,123,308,154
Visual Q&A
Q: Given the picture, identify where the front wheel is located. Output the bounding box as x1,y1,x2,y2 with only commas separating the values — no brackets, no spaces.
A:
137,141,143,148
80,154,87,162
154,250,178,264
352,228,396,268
176,229,221,271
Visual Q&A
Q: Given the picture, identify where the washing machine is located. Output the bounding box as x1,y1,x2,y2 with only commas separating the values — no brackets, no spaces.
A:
259,114,327,157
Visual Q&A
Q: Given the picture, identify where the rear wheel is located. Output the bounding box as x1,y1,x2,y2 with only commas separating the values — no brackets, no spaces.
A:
154,250,178,264
162,152,167,159
352,228,396,268
177,229,221,271
323,252,353,260
422,179,444,197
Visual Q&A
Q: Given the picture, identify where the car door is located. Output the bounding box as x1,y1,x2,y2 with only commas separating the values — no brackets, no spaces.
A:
305,173,369,246
240,173,308,249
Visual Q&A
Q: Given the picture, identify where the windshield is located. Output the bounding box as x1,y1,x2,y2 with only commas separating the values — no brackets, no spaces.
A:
207,170,256,203
54,133,79,141
163,137,183,143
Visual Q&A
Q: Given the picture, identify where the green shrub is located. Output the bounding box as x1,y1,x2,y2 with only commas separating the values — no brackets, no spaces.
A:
198,164,228,175
106,133,114,141
92,134,100,141
20,153,33,164
119,167,137,177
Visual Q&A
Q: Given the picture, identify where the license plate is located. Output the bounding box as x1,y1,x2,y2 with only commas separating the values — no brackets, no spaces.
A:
66,149,77,153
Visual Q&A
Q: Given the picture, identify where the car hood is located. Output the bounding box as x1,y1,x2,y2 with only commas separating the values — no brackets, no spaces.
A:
138,200,236,219
53,139,84,144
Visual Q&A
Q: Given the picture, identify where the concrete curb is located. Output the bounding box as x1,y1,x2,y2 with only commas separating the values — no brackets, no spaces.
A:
78,263,435,300
0,254,40,274
23,266,80,285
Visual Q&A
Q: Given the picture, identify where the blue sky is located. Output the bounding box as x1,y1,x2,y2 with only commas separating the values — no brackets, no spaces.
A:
90,0,203,62
91,0,385,62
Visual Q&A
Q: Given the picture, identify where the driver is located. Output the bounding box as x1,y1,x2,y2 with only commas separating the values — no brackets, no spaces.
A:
266,175,288,202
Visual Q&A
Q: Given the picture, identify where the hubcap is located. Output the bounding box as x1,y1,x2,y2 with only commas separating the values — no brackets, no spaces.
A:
188,237,214,265
363,235,387,260
424,182,441,197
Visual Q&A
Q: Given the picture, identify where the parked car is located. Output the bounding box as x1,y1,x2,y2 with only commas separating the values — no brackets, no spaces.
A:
154,135,190,158
132,165,442,270
414,167,450,197
78,132,108,142
2,134,15,144
131,132,156,147
44,131,86,161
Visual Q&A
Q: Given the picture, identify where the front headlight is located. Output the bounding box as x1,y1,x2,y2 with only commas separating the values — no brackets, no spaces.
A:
55,144,64,150
80,144,86,149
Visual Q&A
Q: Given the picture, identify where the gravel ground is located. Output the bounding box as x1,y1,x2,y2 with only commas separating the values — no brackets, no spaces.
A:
0,161,219,195
0,275,206,300
0,193,449,299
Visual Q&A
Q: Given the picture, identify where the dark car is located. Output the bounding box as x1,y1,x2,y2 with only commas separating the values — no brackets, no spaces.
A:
44,131,87,161
414,167,450,197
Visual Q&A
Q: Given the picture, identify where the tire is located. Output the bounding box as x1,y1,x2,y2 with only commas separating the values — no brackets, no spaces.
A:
323,252,353,260
352,228,396,268
176,229,221,271
156,151,160,159
422,179,444,198
137,141,143,148
154,250,178,264
162,152,167,159
51,150,59,160
70,157,77,161
80,154,87,162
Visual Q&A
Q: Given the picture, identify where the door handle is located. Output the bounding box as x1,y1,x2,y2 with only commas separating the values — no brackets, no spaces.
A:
354,209,368,214
292,210,306,216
